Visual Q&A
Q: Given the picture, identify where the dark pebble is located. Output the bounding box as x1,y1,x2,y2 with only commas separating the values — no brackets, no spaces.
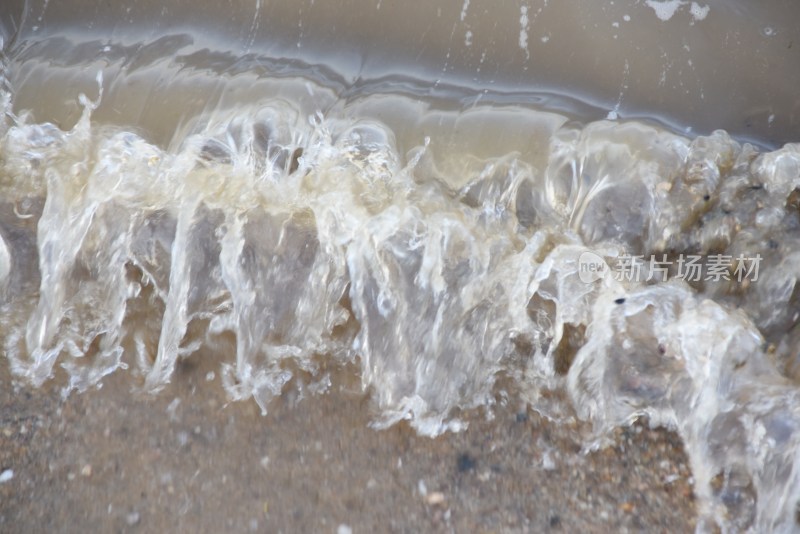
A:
456,453,476,473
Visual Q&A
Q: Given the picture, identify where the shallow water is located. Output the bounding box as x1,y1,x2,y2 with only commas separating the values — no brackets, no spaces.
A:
2,1,800,531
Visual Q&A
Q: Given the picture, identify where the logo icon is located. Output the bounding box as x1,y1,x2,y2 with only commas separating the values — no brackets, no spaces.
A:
578,251,607,284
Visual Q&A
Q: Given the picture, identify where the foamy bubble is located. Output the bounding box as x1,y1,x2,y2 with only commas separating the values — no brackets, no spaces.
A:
689,2,710,21
646,0,685,22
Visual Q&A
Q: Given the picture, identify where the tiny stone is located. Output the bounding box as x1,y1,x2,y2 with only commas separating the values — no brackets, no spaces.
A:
337,525,352,534
541,451,556,471
456,453,476,473
620,501,635,513
260,456,270,469
426,492,446,505
125,511,141,526
0,469,13,483
81,464,92,477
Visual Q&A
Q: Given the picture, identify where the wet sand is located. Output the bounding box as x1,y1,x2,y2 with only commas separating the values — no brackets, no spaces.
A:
0,349,695,533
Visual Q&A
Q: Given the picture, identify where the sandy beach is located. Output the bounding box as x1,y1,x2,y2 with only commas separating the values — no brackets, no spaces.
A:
0,349,696,533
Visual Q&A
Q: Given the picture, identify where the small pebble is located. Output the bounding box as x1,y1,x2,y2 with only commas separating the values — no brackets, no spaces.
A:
456,453,476,472
81,464,92,477
426,492,446,505
0,469,13,483
337,525,352,534
620,501,635,513
663,473,680,484
125,511,141,526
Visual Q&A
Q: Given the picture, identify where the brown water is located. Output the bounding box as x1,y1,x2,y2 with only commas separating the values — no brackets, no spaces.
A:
2,1,800,531
3,0,800,146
